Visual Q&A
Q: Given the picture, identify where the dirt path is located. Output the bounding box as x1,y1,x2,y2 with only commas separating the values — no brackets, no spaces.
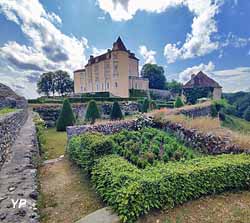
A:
38,128,103,223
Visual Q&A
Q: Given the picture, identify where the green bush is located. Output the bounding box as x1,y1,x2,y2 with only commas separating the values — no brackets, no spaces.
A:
211,104,218,117
56,99,75,131
110,101,123,120
129,89,148,98
91,154,250,222
149,100,157,110
142,98,149,113
68,133,114,172
243,106,250,121
174,96,184,108
85,100,101,124
110,128,197,168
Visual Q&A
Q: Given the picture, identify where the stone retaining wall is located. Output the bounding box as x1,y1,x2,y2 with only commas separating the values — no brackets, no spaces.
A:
33,102,140,127
0,109,28,169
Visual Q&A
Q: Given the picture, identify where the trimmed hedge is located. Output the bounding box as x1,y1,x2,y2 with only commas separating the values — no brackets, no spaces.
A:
91,154,250,222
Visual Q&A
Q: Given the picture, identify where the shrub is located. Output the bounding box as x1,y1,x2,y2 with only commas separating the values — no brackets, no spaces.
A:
174,96,184,108
149,100,157,110
91,154,250,222
110,101,123,120
211,104,218,117
85,100,101,124
56,99,75,131
68,133,114,172
244,106,250,121
142,98,149,113
219,112,226,121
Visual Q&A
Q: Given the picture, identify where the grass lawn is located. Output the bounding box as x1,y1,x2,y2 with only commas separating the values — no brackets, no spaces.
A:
223,115,250,133
138,191,250,223
38,128,104,223
0,108,17,116
42,128,67,160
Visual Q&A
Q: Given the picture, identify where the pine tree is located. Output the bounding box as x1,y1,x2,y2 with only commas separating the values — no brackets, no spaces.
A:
174,97,184,108
110,101,123,120
56,99,75,131
243,106,250,122
85,100,101,124
142,98,149,113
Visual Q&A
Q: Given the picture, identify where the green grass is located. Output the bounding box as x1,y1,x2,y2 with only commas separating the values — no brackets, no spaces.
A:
0,108,17,116
42,128,67,160
222,115,250,133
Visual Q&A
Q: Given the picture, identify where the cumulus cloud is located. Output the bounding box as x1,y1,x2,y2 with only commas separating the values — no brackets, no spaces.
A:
92,47,107,57
97,0,222,63
139,45,156,64
0,0,88,98
178,62,250,92
179,61,215,82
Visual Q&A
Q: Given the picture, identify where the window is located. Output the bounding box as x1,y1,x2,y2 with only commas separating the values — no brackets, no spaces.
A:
115,82,118,88
113,61,119,77
106,82,109,89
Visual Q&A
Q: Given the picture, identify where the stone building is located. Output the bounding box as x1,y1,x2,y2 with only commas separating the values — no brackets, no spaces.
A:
74,37,149,97
183,71,222,103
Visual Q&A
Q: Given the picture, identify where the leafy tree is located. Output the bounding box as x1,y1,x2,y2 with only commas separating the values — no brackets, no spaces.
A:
243,106,250,121
174,97,184,108
56,99,75,131
165,80,183,95
54,70,74,96
85,100,101,124
110,101,123,120
37,72,54,96
142,98,149,113
141,64,166,89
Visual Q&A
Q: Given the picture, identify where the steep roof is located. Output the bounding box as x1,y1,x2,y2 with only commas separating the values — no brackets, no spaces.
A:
183,71,222,89
86,36,139,66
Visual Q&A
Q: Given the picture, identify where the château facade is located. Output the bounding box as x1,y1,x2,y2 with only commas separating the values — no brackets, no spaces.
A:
74,37,149,97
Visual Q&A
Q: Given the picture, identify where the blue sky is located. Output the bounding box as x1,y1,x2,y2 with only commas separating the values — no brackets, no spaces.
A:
0,0,250,98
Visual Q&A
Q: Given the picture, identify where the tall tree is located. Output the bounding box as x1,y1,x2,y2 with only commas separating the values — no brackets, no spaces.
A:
54,70,74,96
37,72,54,96
141,64,166,89
165,80,183,95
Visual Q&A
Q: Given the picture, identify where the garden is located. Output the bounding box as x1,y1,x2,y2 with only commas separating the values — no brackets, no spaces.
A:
67,125,250,222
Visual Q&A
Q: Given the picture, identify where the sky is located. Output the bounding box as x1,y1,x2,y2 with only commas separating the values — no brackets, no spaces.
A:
0,0,250,98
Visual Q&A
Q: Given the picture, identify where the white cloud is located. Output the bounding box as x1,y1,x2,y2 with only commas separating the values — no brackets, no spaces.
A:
97,0,222,63
0,0,88,98
139,45,156,64
92,47,107,57
177,62,250,92
179,61,215,82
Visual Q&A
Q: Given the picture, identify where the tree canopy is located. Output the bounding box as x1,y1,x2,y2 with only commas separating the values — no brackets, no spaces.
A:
37,70,74,96
141,64,166,90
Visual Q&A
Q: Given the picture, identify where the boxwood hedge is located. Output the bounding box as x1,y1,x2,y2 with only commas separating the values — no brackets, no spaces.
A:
91,154,250,222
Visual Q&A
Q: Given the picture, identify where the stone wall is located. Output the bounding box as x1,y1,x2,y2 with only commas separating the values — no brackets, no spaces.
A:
178,104,211,117
33,102,140,127
0,109,28,168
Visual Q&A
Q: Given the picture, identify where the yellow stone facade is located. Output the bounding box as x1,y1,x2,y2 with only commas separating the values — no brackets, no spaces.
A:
74,37,149,97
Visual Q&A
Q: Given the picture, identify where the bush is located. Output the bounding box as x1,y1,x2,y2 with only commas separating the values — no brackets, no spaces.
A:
68,133,114,172
110,101,123,120
85,100,101,124
142,98,149,113
149,100,157,110
243,106,250,121
211,104,218,117
174,96,184,108
56,99,75,131
92,154,250,222
129,89,148,98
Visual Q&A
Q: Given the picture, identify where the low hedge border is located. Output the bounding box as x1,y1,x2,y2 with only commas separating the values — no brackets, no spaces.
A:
91,154,250,222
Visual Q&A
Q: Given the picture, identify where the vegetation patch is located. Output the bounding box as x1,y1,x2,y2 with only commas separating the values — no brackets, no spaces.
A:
91,154,250,222
0,108,17,116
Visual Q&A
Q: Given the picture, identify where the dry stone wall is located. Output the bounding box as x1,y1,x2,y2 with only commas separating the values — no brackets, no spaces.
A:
0,109,28,169
33,102,140,127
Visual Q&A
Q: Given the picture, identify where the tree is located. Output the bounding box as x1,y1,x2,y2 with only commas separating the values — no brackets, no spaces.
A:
165,80,183,95
142,98,149,113
56,99,75,131
110,101,123,120
243,106,250,121
37,72,54,96
174,97,184,108
141,64,166,89
54,70,74,96
85,100,101,124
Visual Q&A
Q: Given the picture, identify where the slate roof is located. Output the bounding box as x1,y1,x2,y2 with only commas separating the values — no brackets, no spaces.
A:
183,71,222,89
